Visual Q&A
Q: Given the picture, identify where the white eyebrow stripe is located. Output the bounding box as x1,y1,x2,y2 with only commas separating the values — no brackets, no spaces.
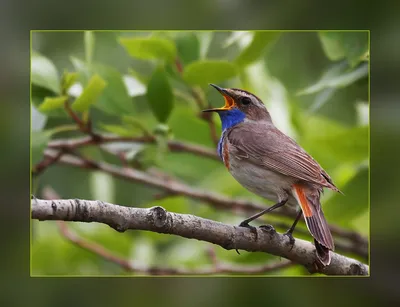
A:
231,88,266,109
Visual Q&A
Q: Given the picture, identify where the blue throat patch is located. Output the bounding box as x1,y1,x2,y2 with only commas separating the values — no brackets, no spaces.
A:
218,108,246,131
217,109,246,159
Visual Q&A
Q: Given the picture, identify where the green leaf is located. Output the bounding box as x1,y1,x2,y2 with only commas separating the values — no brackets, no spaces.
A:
146,66,174,123
32,85,68,118
70,59,134,115
31,131,50,166
119,37,177,62
318,32,369,67
324,166,369,226
183,60,238,85
94,64,135,115
314,126,369,163
38,96,68,112
84,31,95,65
175,33,200,66
235,32,280,67
61,71,78,94
71,74,107,112
31,51,60,94
297,62,368,96
300,115,368,168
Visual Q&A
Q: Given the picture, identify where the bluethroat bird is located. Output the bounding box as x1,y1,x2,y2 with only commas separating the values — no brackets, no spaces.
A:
203,84,342,266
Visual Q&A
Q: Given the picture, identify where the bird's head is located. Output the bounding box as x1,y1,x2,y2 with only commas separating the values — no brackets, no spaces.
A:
203,84,272,131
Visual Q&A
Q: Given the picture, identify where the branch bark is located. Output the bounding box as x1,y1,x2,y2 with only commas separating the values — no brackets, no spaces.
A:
31,198,369,276
42,148,368,259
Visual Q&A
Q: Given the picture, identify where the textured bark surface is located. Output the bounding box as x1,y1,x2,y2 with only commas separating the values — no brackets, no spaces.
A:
31,198,369,276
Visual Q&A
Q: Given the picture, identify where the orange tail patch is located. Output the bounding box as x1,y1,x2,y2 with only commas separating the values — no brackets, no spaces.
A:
292,184,312,217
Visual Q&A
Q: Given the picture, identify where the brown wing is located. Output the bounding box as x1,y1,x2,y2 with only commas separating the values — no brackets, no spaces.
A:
227,122,340,191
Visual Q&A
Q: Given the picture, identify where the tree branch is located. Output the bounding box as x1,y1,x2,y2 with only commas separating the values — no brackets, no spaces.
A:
48,135,219,161
31,198,369,276
42,148,368,259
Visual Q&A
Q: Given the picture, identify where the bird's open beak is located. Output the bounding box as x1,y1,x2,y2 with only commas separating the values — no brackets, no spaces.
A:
202,84,235,112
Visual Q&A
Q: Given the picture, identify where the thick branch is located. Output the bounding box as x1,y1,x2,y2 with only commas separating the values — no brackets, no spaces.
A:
31,198,369,276
42,148,368,257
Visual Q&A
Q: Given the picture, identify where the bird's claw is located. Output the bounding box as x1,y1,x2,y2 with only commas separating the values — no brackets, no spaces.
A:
236,221,259,255
283,231,296,251
259,224,275,233
238,221,258,235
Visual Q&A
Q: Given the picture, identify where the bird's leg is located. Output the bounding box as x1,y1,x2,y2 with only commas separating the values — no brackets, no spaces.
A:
239,199,288,228
235,199,287,255
283,209,303,250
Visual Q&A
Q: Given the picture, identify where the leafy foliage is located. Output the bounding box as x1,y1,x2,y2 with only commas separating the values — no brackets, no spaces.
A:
235,31,280,67
318,31,369,67
146,66,174,123
71,74,107,112
31,51,61,94
183,60,238,85
31,31,369,276
119,36,177,62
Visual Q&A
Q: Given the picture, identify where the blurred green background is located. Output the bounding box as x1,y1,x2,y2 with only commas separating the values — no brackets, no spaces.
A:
31,30,369,276
1,0,398,305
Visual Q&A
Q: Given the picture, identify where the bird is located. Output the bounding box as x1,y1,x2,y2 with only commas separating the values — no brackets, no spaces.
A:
203,83,342,266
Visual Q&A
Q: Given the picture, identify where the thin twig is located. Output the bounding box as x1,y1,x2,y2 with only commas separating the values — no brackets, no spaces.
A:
64,100,100,141
57,221,133,271
33,150,64,176
56,220,294,275
48,135,219,161
64,100,88,133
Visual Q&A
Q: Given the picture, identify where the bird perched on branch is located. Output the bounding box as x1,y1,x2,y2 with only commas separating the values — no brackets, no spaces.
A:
203,84,342,266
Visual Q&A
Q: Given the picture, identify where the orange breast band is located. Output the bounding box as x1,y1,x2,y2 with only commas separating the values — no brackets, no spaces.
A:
223,141,230,169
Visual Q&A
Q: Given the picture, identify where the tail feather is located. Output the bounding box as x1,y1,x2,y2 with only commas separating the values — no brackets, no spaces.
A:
306,211,334,266
305,210,334,251
293,184,334,266
314,239,331,266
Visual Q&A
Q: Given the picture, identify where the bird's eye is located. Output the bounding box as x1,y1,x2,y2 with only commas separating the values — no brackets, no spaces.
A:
240,97,251,105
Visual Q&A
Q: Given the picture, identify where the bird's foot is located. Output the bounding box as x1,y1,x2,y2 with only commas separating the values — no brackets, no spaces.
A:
238,221,258,237
235,221,258,255
259,224,276,234
283,230,296,251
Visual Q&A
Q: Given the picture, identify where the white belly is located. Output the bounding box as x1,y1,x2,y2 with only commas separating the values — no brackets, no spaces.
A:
228,156,298,206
